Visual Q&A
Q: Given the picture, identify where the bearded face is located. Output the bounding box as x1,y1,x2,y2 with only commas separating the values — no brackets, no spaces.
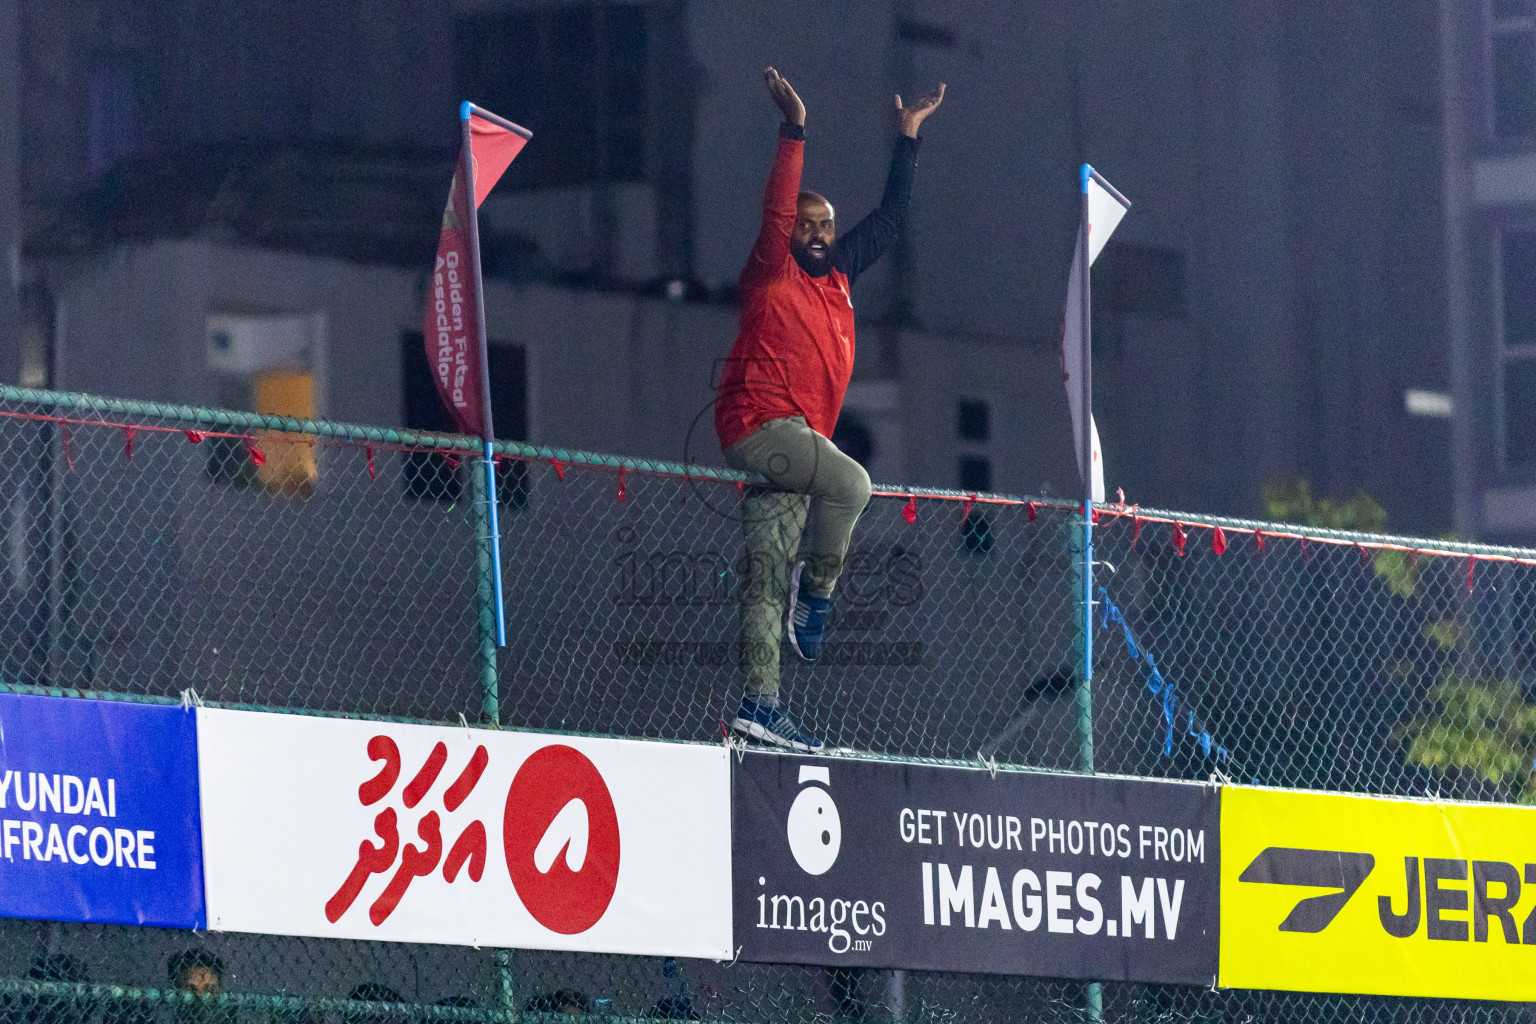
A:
791,195,835,277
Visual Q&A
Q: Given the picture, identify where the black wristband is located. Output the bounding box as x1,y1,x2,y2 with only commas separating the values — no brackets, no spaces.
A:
779,123,805,141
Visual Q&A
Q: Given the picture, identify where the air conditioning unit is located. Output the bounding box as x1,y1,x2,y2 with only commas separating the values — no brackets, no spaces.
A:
205,313,319,374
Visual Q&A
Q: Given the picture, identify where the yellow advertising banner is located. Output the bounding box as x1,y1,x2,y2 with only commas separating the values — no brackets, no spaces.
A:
1220,785,1536,1000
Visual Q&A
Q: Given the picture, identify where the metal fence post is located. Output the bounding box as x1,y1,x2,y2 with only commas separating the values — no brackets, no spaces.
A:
1075,510,1095,775
1073,509,1103,1023
470,453,501,726
475,463,512,1020
496,948,517,1022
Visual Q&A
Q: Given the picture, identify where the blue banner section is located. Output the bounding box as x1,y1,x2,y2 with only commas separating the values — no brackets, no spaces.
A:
0,693,204,928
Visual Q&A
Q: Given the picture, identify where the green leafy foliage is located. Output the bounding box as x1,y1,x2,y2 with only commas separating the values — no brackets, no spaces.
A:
1261,478,1387,533
1261,477,1417,596
1372,549,1417,599
1401,677,1536,803
1422,619,1460,652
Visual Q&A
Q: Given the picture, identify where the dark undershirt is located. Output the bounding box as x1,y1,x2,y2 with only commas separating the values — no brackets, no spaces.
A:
779,123,921,286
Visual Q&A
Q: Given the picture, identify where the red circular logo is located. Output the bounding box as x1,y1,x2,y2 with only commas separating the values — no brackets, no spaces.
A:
504,745,621,934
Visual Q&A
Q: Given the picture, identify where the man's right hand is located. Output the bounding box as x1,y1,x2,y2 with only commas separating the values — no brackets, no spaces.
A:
764,67,806,128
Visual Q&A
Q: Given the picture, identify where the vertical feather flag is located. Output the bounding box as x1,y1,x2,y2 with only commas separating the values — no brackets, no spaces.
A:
422,102,531,651
423,104,531,439
1061,168,1131,503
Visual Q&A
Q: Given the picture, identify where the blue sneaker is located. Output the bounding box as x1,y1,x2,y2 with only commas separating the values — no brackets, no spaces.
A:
731,696,824,753
786,561,830,662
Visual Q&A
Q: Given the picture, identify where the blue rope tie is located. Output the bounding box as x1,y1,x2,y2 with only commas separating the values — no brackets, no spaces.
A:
1096,586,1228,763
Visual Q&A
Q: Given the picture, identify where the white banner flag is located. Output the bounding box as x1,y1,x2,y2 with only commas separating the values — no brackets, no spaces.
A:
1062,168,1130,504
196,708,732,958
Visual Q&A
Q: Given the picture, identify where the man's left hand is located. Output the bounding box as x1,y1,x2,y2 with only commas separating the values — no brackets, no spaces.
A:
895,83,946,138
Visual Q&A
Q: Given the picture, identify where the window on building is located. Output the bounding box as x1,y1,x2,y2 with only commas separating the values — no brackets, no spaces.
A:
204,309,323,496
1492,0,1536,139
205,372,319,496
956,399,990,442
830,413,875,469
257,372,320,494
959,457,992,493
205,371,321,496
1504,359,1536,464
1500,230,1536,470
401,334,529,506
455,3,648,190
961,509,994,555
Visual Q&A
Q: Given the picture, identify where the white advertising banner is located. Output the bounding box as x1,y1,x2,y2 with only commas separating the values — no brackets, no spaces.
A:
196,708,732,958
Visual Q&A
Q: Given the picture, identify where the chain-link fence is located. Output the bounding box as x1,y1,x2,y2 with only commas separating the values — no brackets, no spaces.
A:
0,383,1532,1023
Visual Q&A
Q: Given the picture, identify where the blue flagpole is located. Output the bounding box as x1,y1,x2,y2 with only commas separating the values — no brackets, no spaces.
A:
1078,162,1102,1024
1076,162,1096,777
483,440,506,649
461,102,507,657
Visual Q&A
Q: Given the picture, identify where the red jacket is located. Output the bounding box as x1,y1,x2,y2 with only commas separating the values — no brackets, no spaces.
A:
715,135,855,450
715,127,920,451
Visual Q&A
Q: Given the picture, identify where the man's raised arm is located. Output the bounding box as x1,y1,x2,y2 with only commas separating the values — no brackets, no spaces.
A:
835,83,945,284
741,68,807,288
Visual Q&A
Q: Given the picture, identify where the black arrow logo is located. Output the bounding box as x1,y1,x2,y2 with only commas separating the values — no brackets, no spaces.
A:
1239,847,1376,932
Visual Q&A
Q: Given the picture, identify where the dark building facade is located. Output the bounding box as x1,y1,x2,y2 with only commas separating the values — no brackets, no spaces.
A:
4,0,1462,535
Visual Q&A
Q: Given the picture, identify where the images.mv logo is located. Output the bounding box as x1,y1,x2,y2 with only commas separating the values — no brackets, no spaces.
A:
757,765,889,954
788,766,840,875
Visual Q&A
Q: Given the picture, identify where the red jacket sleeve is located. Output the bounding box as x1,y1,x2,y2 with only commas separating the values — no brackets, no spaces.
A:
739,131,804,289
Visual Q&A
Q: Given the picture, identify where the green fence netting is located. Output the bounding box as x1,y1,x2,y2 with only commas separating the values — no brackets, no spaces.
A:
0,384,1531,1023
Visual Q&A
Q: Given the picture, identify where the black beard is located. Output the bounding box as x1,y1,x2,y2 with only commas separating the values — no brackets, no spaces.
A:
792,243,834,277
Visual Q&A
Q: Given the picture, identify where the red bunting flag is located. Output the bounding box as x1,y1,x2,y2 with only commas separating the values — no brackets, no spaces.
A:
423,104,531,439
1173,522,1187,557
1212,526,1227,555
902,496,918,525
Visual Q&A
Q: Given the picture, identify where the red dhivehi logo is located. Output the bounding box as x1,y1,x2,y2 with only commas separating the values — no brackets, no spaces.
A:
325,736,491,926
325,739,620,936
504,745,621,934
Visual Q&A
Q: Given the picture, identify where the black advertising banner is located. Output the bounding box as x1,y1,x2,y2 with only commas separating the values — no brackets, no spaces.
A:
733,752,1220,985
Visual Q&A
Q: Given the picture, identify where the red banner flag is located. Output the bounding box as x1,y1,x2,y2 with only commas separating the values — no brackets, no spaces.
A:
468,114,528,207
424,105,530,438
